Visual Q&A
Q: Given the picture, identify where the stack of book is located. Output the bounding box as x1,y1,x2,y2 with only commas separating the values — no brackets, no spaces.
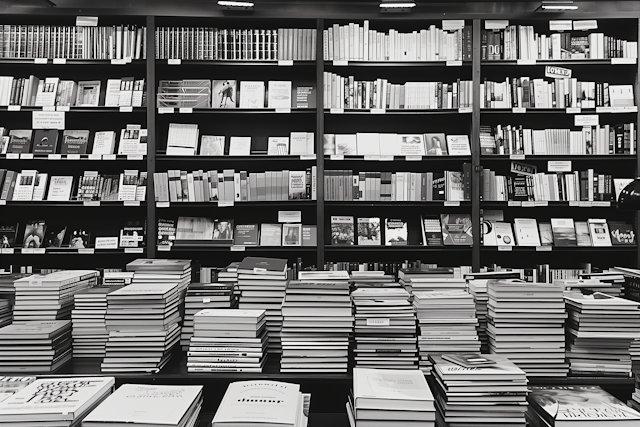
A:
187,309,267,373
0,301,11,329
0,377,115,427
280,279,352,372
13,270,99,321
179,282,236,350
351,286,418,370
237,257,289,355
347,368,435,427
413,290,480,375
102,282,181,373
528,385,640,427
83,384,203,427
350,270,395,286
72,285,123,358
398,268,461,294
213,381,308,427
431,354,529,427
126,258,192,308
565,292,640,377
488,280,568,377
0,320,72,373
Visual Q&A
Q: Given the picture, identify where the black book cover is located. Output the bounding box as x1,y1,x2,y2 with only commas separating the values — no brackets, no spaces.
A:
32,129,59,154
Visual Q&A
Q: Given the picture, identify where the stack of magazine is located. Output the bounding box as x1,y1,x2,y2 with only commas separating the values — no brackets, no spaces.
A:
413,290,480,375
351,286,417,370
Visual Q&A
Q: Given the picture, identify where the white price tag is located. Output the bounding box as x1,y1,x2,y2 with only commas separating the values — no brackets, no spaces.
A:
218,200,234,207
168,59,182,65
88,154,101,160
333,60,348,66
32,248,46,254
83,200,100,206
458,107,472,113
158,107,175,114
157,245,171,252
569,201,580,206
573,20,598,30
76,16,98,26
20,153,33,159
300,154,316,160
253,267,267,275
522,201,535,207
78,248,95,254
278,211,302,223
485,20,509,30
510,154,525,160
231,245,246,252
179,107,193,114
110,59,126,65
575,115,599,126
34,58,48,64
545,65,571,79
1,248,14,254
119,106,133,113
330,108,344,114
364,156,379,161
7,105,20,111
379,155,394,161
156,202,170,208
56,105,70,112
517,59,536,65
21,248,33,254
6,153,18,159
278,60,294,66
566,107,581,114
66,154,81,160
442,20,465,30
536,246,553,251
123,200,140,206
124,248,144,254
406,156,422,161
548,160,572,172
370,108,386,114
95,237,119,249
127,154,144,160
367,318,390,326
42,106,56,112
498,246,513,251
611,58,636,65
48,154,62,160
508,201,522,207
330,155,344,160
33,111,65,129
0,200,6,205
276,108,291,114
444,201,461,207
550,20,573,31
592,201,611,207
53,58,66,65
534,200,549,206
512,107,526,113
579,201,592,207
446,60,462,67
103,154,116,160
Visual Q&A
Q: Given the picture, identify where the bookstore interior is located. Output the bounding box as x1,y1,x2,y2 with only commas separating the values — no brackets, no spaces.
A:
5,0,640,425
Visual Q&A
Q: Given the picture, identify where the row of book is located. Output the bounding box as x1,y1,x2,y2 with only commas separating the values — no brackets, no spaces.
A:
482,78,635,109
483,123,637,155
0,76,145,107
323,133,471,156
324,169,471,202
323,73,474,109
1,126,147,156
323,22,472,61
481,169,624,202
166,124,314,156
1,169,147,202
482,26,638,60
1,220,145,250
481,216,634,247
153,168,317,203
0,24,147,59
155,27,317,61
157,79,315,109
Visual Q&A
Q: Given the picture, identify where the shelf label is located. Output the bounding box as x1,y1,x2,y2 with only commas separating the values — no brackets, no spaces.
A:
458,107,472,113
230,245,246,252
522,201,535,207
103,154,116,160
202,297,211,303
446,60,462,67
512,107,526,113
534,200,549,206
0,200,6,205
158,107,175,114
443,20,465,30
612,58,636,65
548,160,572,172
110,59,127,65
33,111,65,129
329,108,344,114
444,201,461,207
89,154,102,160
367,318,390,326
179,107,193,114
20,153,33,160
509,154,526,160
156,202,170,208
56,105,70,112
550,20,573,31
123,200,140,206
278,210,302,223
406,155,422,161
76,16,98,26
278,60,294,66
508,201,522,207
592,201,611,207
575,115,599,126
370,108,386,114
6,153,19,159
78,248,95,254
53,58,67,65
536,246,553,251
24,248,45,254
573,20,598,31
545,65,571,79
127,154,144,160
34,58,48,64
218,201,234,207
485,20,509,30
579,201,592,207
332,60,348,66
498,246,513,251
157,245,171,252
566,107,581,114
95,237,119,249
364,156,379,161
168,59,182,65
7,105,20,111
516,59,536,65
66,154,81,160
300,154,316,160
276,108,291,114
124,247,144,254
330,155,344,160
42,106,56,112
1,248,14,254
48,154,62,160
119,106,133,113
569,201,580,207
378,155,394,161
83,200,100,207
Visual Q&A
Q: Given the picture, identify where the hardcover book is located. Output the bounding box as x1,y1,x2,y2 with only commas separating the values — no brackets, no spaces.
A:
267,137,290,156
335,134,357,155
200,135,225,156
228,137,251,156
550,218,577,246
259,224,282,247
424,133,448,156
239,81,266,108
538,222,554,246
46,176,74,201
397,134,426,156
92,131,117,155
234,224,259,247
7,130,33,154
288,171,307,200
513,218,541,246
60,130,90,155
575,221,592,246
213,220,234,242
608,221,635,245
282,223,302,246
446,135,471,155
385,218,408,246
68,228,91,249
588,219,612,247
357,217,381,246
421,215,443,246
292,81,316,108
331,216,354,245
484,221,515,246
267,81,292,109
302,225,317,247
32,130,59,155
23,220,46,248
353,368,433,411
212,80,237,109
440,214,473,245
0,224,17,248
75,80,101,107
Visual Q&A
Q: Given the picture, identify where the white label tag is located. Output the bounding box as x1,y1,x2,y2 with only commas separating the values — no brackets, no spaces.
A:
364,156,379,161
512,107,526,113
535,200,549,206
94,237,119,249
333,60,348,66
592,201,611,207
56,105,70,112
566,107,581,114
230,245,246,252
34,58,48,64
253,267,267,275
76,16,98,26
127,154,144,160
569,201,580,207
300,154,316,160
330,155,344,160
20,153,33,160
6,153,19,159
446,60,462,67
498,246,513,251
1,248,14,254
83,200,100,206
573,20,598,30
124,248,144,253
110,59,126,65
485,20,509,30
119,106,133,113
42,106,56,112
48,154,62,160
33,111,65,129
157,245,171,252
458,107,472,113
158,107,175,114
370,108,386,114
548,160,572,172
579,201,592,207
550,20,573,31
156,202,170,208
7,105,20,111
510,154,525,160
536,246,553,251
546,65,571,79
0,199,6,205
444,201,461,207
575,115,599,126
442,20,465,30
66,154,81,160
508,201,521,207
103,154,116,160
123,200,140,206
378,155,394,161
367,318,390,326
53,58,66,65
611,58,636,65
406,155,422,161
276,108,291,114
179,107,193,114
278,210,302,223
168,59,182,65
517,59,536,65
522,201,535,207
330,108,344,114
78,248,95,254
278,60,294,66
219,200,234,207
88,154,101,160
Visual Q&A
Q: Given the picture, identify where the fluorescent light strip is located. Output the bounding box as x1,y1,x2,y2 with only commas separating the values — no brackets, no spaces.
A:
218,1,255,7
380,2,416,8
541,4,578,9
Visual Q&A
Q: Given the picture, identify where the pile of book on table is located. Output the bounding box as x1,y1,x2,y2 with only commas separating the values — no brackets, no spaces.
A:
179,281,237,350
347,368,435,427
237,257,289,355
83,384,203,427
488,280,568,377
431,354,529,427
0,320,72,373
632,374,640,412
72,285,123,358
0,376,115,427
126,258,192,308
528,385,640,427
101,282,181,373
352,286,418,369
212,380,309,427
413,290,480,375
399,268,465,294
13,270,99,321
281,270,352,373
0,376,35,403
187,309,267,372
564,292,640,377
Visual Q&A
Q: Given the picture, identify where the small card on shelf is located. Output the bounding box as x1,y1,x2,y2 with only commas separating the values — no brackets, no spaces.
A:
512,107,526,113
103,154,116,160
179,107,193,114
127,154,144,160
498,246,513,251
536,246,553,251
444,201,461,207
56,105,70,112
156,202,170,208
218,201,234,207
522,201,535,207
89,154,102,160
48,154,62,160
158,107,175,114
611,58,636,65
124,248,144,254
300,154,316,160
168,59,181,65
157,245,172,252
110,58,126,65
20,153,33,159
508,201,521,207
34,58,48,64
278,60,294,66
119,106,133,113
579,201,592,207
276,108,291,114
370,108,386,114
333,60,348,66
569,201,580,207
123,201,140,206
230,245,246,252
509,154,525,160
516,59,536,65
1,248,14,254
330,155,344,160
592,201,611,207
78,248,95,254
6,153,18,159
7,105,20,111
67,154,81,160
566,107,581,114
458,107,472,113
534,200,549,206
83,200,100,206
406,156,422,161
330,108,344,114
446,60,462,67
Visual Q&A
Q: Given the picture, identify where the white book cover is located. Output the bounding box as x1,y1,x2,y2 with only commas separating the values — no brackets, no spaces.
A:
282,223,302,246
378,133,401,156
212,381,300,426
12,170,38,201
104,79,122,107
92,131,116,155
83,384,202,426
46,176,74,201
166,123,199,156
267,81,292,109
353,368,433,409
289,132,310,155
31,173,48,201
513,218,541,246
229,137,252,156
335,134,357,155
108,282,177,297
288,170,307,200
118,170,139,201
117,126,143,155
588,219,612,247
356,133,380,155
195,309,265,320
446,135,471,155
0,377,114,422
75,81,101,107
398,134,426,156
608,85,635,107
357,217,381,246
34,77,59,107
239,81,266,108
268,137,290,155
200,135,225,156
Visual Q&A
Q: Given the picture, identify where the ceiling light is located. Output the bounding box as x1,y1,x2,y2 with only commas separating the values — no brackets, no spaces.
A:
380,1,416,13
537,1,578,12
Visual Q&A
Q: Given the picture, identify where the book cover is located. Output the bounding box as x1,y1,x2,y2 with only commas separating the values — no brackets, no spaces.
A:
212,80,237,109
331,216,354,245
608,221,635,245
302,225,317,247
92,131,116,155
323,134,336,155
446,135,471,155
60,130,90,155
237,257,288,275
353,368,433,410
357,217,381,246
493,222,515,246
440,214,473,245
397,134,426,156
292,81,316,108
239,81,266,108
513,218,541,246
75,81,101,107
200,135,225,156
68,228,91,249
12,170,37,201
538,222,554,246
233,224,259,247
7,130,33,154
32,130,59,155
267,137,290,156
23,220,46,248
46,176,74,201
288,171,307,200
267,81,292,109
551,218,577,246
259,224,282,247
213,220,234,242
282,223,302,246
0,224,17,248
32,173,48,201
424,133,448,156
228,137,251,156
588,219,612,247
385,218,408,246
575,221,592,246
421,216,443,246
335,134,357,155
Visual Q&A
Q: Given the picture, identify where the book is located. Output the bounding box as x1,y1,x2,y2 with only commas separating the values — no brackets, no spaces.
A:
166,123,198,156
292,81,316,108
68,228,91,249
237,257,288,276
259,224,283,247
608,221,635,245
234,224,259,247
282,223,302,246
289,132,313,155
550,218,577,246
538,222,554,246
0,224,17,248
44,225,67,248
446,135,471,155
335,134,357,155
239,81,266,108
200,136,225,156
104,79,122,107
288,170,306,199
228,137,251,156
267,137,290,155
32,130,58,155
212,80,237,109
23,220,46,248
331,216,354,245
302,225,317,246
440,214,473,245
267,81,292,109
398,134,426,156
513,218,541,246
486,221,515,246
588,218,612,246
75,81,101,107
60,130,90,155
357,217,381,245
420,215,443,246
353,368,433,411
46,176,74,201
7,130,33,154
12,170,37,201
385,218,408,246
575,221,592,246
424,133,448,155
213,220,234,242
92,131,117,155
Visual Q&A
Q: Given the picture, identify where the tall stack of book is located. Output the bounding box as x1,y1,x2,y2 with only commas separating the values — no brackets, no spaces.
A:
565,292,640,377
180,282,237,350
352,286,418,369
0,301,11,329
0,377,115,427
280,279,352,372
0,320,72,373
83,384,203,427
201,262,241,299
431,354,529,427
399,268,465,294
72,285,123,358
237,257,289,355
488,280,568,377
347,368,435,427
187,309,267,373
101,282,181,373
13,271,99,321
413,290,480,375
126,258,192,309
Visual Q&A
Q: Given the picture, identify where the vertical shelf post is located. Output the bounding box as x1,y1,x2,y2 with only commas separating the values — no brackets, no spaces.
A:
146,15,157,259
316,18,326,269
636,19,640,269
471,19,482,272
